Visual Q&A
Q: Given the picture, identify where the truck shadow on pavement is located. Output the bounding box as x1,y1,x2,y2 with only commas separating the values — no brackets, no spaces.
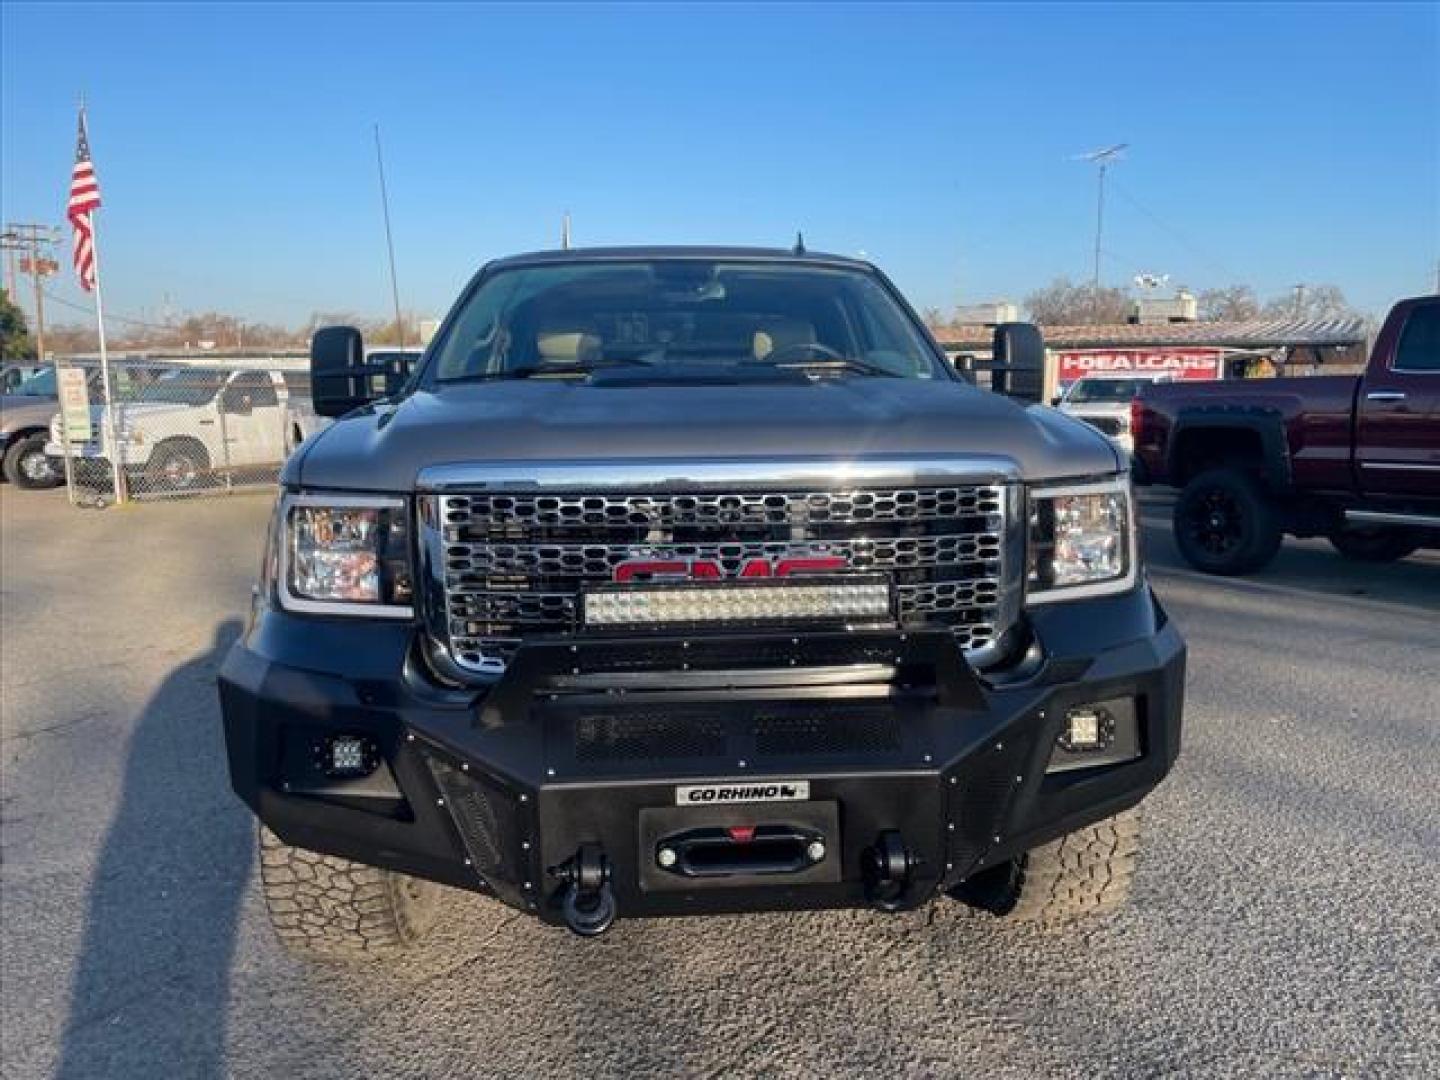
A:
55,619,251,1080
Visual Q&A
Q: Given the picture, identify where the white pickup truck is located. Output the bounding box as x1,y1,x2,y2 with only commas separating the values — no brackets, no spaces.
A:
1054,373,1175,456
48,365,314,490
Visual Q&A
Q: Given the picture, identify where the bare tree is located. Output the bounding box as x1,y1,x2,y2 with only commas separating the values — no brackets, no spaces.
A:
44,322,99,354
1262,284,1360,321
1197,285,1260,322
1024,277,1130,325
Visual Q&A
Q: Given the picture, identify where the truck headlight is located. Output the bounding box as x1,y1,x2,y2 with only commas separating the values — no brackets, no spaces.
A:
1026,478,1137,603
277,493,413,616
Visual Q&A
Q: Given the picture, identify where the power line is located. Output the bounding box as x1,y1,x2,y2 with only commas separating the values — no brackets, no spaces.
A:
373,123,405,349
1107,178,1241,282
41,287,173,330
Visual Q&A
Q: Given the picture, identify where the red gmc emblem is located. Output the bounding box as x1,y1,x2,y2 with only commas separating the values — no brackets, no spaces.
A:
613,556,848,582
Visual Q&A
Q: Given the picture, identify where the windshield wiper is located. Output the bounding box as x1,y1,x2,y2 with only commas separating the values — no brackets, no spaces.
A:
447,359,654,383
771,358,904,378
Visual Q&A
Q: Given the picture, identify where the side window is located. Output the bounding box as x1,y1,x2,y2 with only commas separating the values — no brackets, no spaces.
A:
223,371,279,410
1394,305,1440,372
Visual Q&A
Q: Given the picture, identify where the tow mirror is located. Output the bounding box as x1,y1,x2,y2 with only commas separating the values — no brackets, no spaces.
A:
991,322,1046,405
311,326,373,417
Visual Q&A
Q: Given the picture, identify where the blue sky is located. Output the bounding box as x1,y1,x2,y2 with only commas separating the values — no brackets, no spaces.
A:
2,2,1436,328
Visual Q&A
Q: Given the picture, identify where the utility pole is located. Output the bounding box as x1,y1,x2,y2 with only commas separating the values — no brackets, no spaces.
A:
1,224,62,360
1074,144,1127,322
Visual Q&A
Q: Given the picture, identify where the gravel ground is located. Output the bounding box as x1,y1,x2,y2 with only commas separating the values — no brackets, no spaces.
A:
1,486,1437,1079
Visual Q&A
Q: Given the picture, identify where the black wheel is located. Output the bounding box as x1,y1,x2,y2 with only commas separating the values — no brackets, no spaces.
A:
258,825,443,959
1328,527,1421,563
145,439,210,491
3,433,63,489
1173,468,1283,575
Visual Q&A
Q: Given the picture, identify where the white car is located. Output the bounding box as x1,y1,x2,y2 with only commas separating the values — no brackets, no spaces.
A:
1055,374,1175,455
47,366,301,490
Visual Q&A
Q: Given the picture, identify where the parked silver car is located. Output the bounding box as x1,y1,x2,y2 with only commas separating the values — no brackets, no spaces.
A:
0,367,64,488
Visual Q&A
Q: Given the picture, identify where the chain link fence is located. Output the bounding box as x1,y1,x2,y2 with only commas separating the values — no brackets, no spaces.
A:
47,356,318,506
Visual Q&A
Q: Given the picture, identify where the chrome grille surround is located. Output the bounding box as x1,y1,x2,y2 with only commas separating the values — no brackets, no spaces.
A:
417,458,1023,679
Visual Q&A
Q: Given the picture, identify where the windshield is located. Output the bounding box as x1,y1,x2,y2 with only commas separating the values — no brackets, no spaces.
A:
14,367,57,396
1066,378,1151,404
430,260,943,383
136,368,227,405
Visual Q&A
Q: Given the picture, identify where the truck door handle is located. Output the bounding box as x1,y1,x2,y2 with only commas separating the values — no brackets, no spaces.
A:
1366,390,1406,402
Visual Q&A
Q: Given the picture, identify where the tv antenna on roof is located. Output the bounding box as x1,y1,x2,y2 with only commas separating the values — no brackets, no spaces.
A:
1073,143,1128,318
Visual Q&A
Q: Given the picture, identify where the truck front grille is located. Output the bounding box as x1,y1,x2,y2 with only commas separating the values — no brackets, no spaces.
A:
427,484,1016,675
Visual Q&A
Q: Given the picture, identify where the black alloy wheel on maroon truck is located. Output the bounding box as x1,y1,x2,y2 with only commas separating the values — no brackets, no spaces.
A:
1173,468,1283,575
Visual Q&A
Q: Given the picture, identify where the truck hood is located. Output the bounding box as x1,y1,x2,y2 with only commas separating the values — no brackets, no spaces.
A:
290,379,1121,492
0,395,60,434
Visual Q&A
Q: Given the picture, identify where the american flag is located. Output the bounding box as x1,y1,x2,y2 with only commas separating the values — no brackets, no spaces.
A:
68,109,102,292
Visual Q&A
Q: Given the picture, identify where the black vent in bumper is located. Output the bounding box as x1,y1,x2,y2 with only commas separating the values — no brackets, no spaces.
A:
752,708,902,757
574,712,728,763
427,758,524,887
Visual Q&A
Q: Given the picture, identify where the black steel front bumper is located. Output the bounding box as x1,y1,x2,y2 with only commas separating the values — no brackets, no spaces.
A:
219,584,1184,926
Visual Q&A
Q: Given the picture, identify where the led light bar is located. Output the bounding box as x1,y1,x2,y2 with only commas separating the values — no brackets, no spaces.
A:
583,576,894,628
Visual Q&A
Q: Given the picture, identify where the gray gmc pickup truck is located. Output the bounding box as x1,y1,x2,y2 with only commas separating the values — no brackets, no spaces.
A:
219,247,1185,953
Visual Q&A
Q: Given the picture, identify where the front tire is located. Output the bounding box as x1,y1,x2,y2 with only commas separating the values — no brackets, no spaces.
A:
258,826,442,959
145,439,210,491
1328,527,1421,563
1173,468,1283,575
3,433,63,489
953,809,1141,924
1008,809,1141,923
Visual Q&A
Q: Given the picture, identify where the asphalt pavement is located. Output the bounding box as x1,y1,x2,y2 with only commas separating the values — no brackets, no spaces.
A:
1,486,1437,1079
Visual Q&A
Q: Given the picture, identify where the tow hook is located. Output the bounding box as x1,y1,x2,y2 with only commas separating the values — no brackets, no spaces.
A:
549,843,616,937
863,830,918,912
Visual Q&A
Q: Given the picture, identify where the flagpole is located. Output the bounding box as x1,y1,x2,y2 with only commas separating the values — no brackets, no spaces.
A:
87,216,126,505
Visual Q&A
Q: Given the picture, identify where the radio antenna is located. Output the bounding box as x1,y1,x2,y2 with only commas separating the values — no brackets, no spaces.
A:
1073,143,1128,319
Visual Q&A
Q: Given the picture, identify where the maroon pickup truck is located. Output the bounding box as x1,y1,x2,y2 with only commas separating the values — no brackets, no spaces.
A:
1133,294,1439,574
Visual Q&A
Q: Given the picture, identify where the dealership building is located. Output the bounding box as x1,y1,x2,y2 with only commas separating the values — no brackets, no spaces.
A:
935,296,1369,401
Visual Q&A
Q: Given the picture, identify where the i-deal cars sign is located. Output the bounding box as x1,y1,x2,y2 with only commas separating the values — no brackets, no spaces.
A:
1058,348,1223,383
